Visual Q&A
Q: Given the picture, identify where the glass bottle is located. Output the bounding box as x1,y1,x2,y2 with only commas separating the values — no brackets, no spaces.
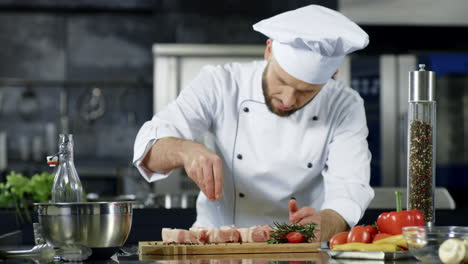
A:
51,134,83,202
407,64,436,224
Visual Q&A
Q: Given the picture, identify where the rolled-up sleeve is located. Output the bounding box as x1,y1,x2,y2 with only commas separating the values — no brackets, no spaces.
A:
133,66,223,182
320,99,374,227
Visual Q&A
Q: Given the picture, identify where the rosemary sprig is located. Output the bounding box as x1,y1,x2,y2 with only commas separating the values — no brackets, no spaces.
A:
267,222,319,244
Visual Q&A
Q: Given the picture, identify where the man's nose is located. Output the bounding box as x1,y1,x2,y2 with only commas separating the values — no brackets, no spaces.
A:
279,88,296,108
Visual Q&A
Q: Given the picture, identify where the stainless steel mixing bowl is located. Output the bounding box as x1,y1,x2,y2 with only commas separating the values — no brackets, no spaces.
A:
35,202,133,259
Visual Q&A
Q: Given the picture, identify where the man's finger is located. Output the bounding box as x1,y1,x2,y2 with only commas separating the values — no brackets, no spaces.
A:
289,199,300,223
296,207,317,219
213,156,223,200
202,161,215,201
195,162,208,197
291,207,317,223
289,199,299,214
297,214,320,225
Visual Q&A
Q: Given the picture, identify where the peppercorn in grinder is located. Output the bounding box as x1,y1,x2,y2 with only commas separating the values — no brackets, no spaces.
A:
407,64,436,224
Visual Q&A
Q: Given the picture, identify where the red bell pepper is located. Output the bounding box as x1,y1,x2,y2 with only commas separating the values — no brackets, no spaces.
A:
376,190,425,235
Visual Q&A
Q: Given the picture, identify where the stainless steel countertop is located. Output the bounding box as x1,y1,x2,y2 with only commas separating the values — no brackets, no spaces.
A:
0,245,427,264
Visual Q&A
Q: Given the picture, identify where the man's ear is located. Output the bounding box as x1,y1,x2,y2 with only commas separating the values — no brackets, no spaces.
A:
264,39,273,60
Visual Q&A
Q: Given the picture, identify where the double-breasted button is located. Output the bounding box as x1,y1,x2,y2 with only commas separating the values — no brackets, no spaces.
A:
237,154,243,160
307,162,313,168
243,107,249,113
239,193,245,198
312,116,319,121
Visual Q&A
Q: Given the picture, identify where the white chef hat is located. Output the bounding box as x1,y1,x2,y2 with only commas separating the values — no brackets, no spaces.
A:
253,5,369,84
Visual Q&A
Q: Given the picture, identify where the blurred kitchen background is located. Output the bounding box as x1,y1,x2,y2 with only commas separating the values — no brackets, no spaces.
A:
1,0,468,209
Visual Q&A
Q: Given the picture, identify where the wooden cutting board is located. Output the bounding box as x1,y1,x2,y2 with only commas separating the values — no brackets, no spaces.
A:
140,252,320,261
139,241,320,255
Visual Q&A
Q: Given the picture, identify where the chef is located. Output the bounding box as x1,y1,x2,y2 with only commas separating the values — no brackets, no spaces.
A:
133,4,374,241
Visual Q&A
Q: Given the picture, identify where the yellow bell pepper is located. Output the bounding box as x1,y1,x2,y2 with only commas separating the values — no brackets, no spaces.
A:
333,242,401,252
372,234,408,248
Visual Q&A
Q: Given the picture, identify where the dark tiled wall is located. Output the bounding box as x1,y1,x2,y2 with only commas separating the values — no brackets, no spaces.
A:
0,0,335,81
0,12,157,82
66,14,156,82
0,13,66,80
0,12,157,175
0,1,335,193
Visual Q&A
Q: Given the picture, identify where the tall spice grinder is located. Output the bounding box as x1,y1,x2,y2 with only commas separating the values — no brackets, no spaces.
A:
407,64,436,224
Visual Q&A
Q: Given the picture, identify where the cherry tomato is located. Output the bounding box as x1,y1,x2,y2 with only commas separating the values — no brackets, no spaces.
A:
364,225,378,239
372,233,392,242
286,232,306,243
347,225,372,243
329,231,348,249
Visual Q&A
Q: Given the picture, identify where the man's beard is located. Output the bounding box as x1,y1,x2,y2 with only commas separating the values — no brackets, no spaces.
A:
262,65,298,117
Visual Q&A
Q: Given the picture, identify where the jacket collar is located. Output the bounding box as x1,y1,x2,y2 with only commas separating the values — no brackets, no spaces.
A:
252,60,267,104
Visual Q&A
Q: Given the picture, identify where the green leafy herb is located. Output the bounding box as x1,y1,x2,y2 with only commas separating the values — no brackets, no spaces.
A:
7,172,32,199
30,172,55,203
0,171,54,225
0,182,14,206
267,222,319,244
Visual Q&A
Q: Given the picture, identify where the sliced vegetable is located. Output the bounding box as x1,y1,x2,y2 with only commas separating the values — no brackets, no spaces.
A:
372,234,407,248
333,242,401,252
372,233,392,242
329,232,348,249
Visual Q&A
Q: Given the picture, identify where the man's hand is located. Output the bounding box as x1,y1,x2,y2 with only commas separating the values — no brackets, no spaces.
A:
289,199,321,241
180,141,223,201
289,199,320,225
141,137,223,201
288,199,349,241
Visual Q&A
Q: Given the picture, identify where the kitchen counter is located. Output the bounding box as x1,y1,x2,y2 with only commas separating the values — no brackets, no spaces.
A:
2,208,468,245
0,208,465,264
135,252,422,264
0,249,423,264
127,208,468,243
0,241,427,264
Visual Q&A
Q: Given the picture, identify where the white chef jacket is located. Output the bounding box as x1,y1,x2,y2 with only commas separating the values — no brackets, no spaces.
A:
133,60,374,228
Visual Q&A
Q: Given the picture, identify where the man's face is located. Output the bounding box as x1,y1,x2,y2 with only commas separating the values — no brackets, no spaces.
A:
262,58,326,117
